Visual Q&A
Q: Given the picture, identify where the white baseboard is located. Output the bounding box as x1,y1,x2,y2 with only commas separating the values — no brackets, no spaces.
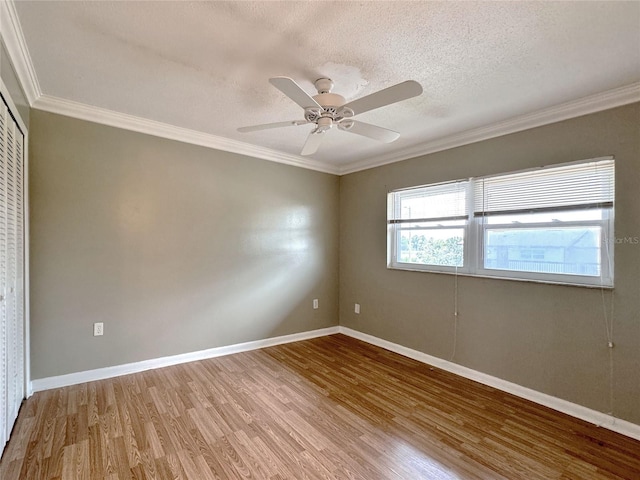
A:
29,324,639,442
31,326,340,392
338,326,640,441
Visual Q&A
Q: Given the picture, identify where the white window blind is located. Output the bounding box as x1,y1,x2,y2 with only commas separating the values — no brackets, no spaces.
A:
388,157,614,286
388,181,468,223
474,159,614,216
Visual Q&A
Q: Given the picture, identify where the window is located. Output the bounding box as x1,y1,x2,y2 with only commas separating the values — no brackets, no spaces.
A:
387,181,468,272
388,158,614,287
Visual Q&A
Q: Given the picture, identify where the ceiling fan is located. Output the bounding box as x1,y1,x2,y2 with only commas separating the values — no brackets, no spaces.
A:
238,77,423,156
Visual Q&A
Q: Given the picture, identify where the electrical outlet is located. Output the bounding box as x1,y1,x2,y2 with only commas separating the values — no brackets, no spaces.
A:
313,299,319,309
355,303,360,314
93,322,104,336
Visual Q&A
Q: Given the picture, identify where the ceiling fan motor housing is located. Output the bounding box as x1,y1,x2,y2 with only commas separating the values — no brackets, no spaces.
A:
313,92,346,108
307,79,354,125
313,78,349,116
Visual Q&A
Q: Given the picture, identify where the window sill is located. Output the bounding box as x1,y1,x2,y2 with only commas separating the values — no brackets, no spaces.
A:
387,265,614,290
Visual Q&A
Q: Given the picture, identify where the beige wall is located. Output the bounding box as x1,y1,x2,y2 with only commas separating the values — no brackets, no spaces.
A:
339,103,640,425
29,110,339,379
29,103,640,425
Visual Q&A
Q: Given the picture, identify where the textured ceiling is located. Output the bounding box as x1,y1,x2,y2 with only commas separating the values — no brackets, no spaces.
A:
11,1,640,173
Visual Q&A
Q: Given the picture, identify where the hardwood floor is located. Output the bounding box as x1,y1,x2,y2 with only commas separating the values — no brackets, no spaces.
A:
1,334,639,479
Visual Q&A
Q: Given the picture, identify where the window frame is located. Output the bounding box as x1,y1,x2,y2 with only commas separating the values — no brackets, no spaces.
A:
387,180,470,274
387,157,615,288
473,209,614,286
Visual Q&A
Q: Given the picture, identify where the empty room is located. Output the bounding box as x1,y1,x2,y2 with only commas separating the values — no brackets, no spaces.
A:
1,1,639,479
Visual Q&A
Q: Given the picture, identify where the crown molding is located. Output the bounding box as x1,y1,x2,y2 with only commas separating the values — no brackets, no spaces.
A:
7,0,637,179
339,82,640,175
33,95,340,175
24,82,640,178
0,0,41,104
32,82,639,177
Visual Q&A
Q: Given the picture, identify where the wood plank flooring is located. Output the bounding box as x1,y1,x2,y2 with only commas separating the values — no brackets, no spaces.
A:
1,334,639,479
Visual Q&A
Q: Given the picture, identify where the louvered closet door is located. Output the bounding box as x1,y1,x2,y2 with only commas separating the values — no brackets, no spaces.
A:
0,96,25,451
0,100,7,450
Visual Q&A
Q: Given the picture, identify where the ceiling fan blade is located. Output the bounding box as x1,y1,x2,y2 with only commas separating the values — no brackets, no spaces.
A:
342,80,422,116
300,131,325,156
269,77,321,109
237,120,308,133
339,120,400,143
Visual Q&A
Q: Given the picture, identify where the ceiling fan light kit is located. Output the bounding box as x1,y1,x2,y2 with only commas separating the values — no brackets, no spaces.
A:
238,76,423,156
